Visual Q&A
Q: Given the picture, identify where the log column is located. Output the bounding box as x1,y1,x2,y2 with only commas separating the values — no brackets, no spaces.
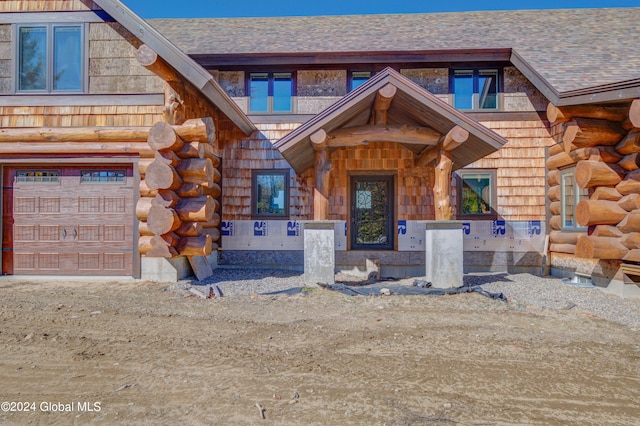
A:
311,129,332,220
433,126,469,220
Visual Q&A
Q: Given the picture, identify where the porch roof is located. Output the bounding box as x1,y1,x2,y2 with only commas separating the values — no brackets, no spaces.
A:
275,68,507,174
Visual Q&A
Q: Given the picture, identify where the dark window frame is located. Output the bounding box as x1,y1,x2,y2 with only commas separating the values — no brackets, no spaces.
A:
247,72,295,114
455,169,498,220
15,22,87,94
450,67,502,111
348,70,372,92
251,169,290,219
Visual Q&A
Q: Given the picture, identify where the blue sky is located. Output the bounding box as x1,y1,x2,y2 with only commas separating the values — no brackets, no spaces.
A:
124,0,640,18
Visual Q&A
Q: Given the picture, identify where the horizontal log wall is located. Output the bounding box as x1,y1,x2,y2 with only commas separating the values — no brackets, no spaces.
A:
0,105,164,127
546,99,640,268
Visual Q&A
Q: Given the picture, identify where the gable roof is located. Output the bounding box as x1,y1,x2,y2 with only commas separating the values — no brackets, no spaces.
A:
148,8,640,106
93,0,256,135
275,68,507,173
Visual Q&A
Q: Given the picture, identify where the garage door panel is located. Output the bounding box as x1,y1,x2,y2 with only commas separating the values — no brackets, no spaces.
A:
5,166,134,275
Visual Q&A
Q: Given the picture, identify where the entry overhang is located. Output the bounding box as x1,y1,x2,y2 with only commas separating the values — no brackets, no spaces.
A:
274,67,508,174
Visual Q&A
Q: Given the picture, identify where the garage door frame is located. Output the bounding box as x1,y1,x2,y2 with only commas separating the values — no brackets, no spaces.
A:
0,157,140,278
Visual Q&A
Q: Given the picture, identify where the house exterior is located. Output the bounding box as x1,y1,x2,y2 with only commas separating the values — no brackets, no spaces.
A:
1,1,639,297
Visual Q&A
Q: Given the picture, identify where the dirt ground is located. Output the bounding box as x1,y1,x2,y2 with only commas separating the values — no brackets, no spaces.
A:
0,278,639,426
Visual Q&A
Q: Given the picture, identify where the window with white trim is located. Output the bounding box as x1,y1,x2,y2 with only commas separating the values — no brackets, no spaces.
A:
561,168,588,229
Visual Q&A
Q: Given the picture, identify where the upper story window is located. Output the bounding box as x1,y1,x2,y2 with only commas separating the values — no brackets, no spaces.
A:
561,168,588,230
456,169,497,219
248,72,293,113
349,71,371,91
17,24,85,93
452,69,498,110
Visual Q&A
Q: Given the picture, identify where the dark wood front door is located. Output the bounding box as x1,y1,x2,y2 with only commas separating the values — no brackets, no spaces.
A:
2,166,134,275
350,175,394,250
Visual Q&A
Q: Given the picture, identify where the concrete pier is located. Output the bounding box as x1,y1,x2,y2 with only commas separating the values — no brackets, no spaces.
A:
423,221,464,288
303,221,337,286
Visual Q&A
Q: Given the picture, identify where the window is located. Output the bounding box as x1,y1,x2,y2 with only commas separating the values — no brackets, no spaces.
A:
452,69,498,110
561,168,588,229
17,24,85,93
456,169,496,218
349,71,371,91
80,170,126,183
252,170,289,218
248,72,293,113
15,170,60,184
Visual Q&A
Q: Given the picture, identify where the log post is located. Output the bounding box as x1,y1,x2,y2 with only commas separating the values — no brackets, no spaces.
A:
145,161,183,191
176,158,215,187
442,126,469,151
575,199,628,227
623,99,640,130
619,152,640,171
547,169,560,187
574,160,623,189
311,129,331,220
618,194,640,212
549,215,562,231
575,235,629,259
146,235,179,257
174,196,216,222
617,212,640,233
616,170,640,195
548,185,561,202
176,235,213,257
562,118,626,147
148,121,185,152
547,102,629,123
136,44,180,83
372,84,397,125
591,225,623,237
546,147,598,170
135,197,153,221
174,117,217,144
433,148,453,220
614,132,640,155
147,204,182,235
591,187,622,201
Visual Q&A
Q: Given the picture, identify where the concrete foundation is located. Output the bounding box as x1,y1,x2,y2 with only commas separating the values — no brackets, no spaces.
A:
303,221,337,286
423,221,464,288
140,256,193,282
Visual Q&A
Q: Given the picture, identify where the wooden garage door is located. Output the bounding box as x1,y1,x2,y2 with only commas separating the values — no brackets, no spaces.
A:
2,166,134,275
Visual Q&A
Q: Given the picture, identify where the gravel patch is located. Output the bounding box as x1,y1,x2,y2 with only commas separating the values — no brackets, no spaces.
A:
176,269,640,329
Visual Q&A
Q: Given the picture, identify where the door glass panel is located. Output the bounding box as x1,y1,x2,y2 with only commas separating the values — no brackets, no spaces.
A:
352,177,393,250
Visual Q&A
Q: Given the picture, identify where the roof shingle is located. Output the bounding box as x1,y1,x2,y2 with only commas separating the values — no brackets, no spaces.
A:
148,8,640,97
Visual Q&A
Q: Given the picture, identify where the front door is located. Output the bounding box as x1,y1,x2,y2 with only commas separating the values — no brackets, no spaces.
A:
350,175,394,250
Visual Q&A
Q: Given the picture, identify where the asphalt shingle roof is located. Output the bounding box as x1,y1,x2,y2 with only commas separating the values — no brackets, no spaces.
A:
148,8,640,97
